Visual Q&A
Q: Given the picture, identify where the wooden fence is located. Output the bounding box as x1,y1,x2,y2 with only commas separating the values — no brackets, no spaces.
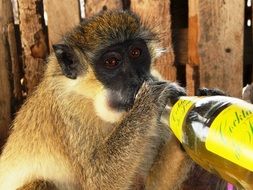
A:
0,0,252,149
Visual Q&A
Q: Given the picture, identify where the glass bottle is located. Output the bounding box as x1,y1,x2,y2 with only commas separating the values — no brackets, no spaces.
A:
163,96,253,190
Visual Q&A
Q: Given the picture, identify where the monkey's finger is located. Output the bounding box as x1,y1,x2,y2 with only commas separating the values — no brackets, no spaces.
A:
159,83,186,107
135,81,167,100
196,88,226,96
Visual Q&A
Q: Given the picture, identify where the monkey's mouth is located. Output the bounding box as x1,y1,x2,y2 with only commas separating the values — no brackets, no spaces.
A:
108,101,134,112
108,96,135,112
107,89,137,112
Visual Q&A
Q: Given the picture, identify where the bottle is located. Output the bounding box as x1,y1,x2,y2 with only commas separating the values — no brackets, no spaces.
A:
164,96,253,190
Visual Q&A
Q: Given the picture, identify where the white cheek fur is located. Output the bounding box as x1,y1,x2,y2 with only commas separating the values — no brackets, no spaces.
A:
94,90,125,123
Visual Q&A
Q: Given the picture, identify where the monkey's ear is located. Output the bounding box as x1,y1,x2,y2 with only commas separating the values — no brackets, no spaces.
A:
52,44,79,79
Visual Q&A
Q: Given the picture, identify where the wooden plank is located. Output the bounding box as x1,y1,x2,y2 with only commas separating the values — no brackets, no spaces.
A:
131,0,176,81
174,28,188,65
187,0,199,94
0,0,13,149
85,0,122,17
45,0,80,47
186,64,199,96
188,0,200,66
7,24,23,108
189,0,244,97
17,0,48,95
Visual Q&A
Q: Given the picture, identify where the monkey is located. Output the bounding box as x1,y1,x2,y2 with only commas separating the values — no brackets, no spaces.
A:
0,10,192,190
17,180,58,190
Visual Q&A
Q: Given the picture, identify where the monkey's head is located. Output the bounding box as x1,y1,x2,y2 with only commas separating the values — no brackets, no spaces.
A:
51,11,162,123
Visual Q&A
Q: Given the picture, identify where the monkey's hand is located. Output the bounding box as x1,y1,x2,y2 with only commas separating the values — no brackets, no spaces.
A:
90,81,186,189
134,81,186,116
136,82,193,190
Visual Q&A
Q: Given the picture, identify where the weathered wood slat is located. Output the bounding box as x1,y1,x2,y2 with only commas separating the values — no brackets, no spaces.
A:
18,0,48,95
7,24,23,106
174,28,188,65
188,0,200,66
188,0,244,97
131,0,176,81
84,0,122,17
0,0,13,148
187,0,200,94
45,0,80,47
186,64,199,96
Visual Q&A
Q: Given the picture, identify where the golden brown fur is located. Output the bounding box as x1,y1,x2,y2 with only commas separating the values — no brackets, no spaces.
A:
17,180,58,190
0,10,192,190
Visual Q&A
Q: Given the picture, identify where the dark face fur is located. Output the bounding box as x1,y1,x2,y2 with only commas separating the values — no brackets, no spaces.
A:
92,39,151,111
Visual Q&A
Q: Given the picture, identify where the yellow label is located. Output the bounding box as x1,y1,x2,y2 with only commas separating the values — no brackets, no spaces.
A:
169,97,198,142
206,103,253,171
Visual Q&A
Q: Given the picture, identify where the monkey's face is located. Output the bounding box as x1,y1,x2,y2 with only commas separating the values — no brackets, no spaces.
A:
53,39,153,123
93,39,151,112
52,11,160,123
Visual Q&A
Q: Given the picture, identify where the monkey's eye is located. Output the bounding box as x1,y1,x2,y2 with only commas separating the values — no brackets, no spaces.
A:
129,47,141,58
104,57,120,69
